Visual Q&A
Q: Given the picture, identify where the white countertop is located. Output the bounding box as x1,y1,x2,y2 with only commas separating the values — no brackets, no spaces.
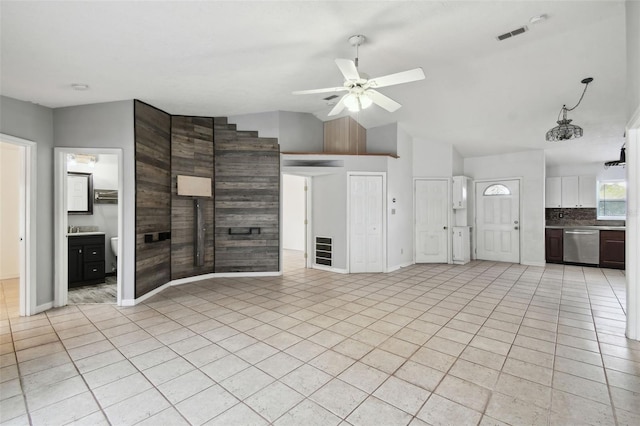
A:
67,232,105,236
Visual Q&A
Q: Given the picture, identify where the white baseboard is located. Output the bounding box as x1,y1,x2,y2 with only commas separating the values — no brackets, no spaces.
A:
172,271,281,285
120,271,283,306
387,261,414,273
312,264,348,274
0,274,19,280
522,261,546,267
34,301,53,314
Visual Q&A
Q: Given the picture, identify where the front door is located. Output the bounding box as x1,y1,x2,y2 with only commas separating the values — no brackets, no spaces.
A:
349,175,383,273
415,179,449,263
475,180,520,263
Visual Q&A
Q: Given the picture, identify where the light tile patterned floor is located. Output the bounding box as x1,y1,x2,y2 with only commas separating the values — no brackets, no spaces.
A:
1,254,639,425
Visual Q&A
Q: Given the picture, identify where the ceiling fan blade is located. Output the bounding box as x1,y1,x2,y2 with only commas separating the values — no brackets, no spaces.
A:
367,68,425,88
292,87,348,95
367,89,402,112
328,94,348,116
335,58,360,81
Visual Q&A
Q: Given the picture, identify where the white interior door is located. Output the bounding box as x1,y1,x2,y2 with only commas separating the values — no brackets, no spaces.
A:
475,180,520,263
415,179,449,263
349,175,383,273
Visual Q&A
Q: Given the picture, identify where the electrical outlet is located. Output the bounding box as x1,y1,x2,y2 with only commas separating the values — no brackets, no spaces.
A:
559,212,564,218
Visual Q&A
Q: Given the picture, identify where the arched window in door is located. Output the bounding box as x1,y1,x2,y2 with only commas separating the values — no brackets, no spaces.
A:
483,184,511,196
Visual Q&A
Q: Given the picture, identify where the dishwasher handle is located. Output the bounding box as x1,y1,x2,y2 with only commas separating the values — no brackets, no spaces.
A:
564,230,599,235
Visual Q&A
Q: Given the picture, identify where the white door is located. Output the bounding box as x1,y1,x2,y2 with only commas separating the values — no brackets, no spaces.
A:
349,175,383,273
475,180,520,263
415,179,449,263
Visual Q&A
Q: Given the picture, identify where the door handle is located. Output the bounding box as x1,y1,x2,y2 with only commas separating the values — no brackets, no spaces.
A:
443,226,447,230
514,226,519,230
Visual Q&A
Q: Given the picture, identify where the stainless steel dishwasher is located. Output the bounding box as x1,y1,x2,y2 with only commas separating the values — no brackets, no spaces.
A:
563,228,600,265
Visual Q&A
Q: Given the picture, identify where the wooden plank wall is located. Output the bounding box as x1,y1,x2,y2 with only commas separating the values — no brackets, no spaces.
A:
214,119,280,272
134,101,171,298
171,116,215,279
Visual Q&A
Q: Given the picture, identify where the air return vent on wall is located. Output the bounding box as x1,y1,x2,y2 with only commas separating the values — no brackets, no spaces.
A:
496,26,528,41
315,236,332,266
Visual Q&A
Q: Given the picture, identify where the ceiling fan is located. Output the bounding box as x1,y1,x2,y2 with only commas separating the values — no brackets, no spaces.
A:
293,35,425,116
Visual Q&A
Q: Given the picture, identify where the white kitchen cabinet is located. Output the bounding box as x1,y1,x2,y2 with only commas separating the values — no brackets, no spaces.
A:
578,175,597,208
545,177,562,208
560,175,596,208
452,176,470,210
452,226,471,265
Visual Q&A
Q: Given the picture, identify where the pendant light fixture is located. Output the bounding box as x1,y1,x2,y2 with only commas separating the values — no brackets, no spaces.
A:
546,77,593,142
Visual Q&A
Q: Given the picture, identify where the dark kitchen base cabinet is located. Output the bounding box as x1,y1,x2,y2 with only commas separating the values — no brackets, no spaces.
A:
68,234,106,288
600,230,625,269
545,228,564,264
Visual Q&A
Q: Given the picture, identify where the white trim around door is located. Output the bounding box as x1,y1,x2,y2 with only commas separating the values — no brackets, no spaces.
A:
54,148,124,307
0,133,36,316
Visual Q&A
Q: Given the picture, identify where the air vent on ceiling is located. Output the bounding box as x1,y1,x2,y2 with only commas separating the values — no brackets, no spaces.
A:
323,94,339,101
497,26,528,41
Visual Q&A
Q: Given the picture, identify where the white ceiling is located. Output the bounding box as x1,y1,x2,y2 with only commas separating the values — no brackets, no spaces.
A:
0,1,628,166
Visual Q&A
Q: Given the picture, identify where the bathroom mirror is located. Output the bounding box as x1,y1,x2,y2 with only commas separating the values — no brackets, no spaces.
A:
67,172,93,215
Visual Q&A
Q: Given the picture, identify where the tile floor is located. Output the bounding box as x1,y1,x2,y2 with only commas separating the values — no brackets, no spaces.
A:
1,253,639,425
68,276,117,305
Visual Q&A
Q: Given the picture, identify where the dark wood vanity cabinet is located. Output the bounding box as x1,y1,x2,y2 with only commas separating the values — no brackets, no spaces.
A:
545,228,564,264
68,234,105,287
600,230,625,269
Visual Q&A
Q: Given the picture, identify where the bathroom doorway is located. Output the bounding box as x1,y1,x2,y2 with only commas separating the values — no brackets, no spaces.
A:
54,148,123,306
0,134,36,317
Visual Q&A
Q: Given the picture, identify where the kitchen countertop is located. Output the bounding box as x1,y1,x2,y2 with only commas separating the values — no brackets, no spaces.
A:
546,225,625,231
67,232,106,236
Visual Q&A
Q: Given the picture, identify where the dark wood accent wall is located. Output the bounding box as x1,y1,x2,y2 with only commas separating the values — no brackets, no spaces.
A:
214,118,280,272
171,116,215,279
134,100,172,298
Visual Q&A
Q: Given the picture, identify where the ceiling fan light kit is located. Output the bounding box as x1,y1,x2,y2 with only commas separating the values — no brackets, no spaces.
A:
545,77,593,142
293,34,425,116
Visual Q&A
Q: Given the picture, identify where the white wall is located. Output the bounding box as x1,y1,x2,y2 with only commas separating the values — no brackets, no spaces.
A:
67,154,119,273
279,112,323,152
627,0,640,119
0,96,55,306
387,126,414,270
53,101,135,300
464,150,546,266
228,111,279,139
547,162,626,182
311,155,388,270
413,138,455,177
0,143,20,279
452,146,464,176
368,123,398,154
229,111,323,152
282,174,306,251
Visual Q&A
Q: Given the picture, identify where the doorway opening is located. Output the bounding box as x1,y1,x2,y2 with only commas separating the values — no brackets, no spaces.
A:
282,174,310,272
0,134,36,317
54,148,123,306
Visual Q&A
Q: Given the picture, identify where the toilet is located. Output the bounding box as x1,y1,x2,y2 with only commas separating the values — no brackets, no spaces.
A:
110,237,118,257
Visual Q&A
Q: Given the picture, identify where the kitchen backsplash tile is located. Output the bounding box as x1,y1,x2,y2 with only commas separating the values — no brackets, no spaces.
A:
546,208,625,226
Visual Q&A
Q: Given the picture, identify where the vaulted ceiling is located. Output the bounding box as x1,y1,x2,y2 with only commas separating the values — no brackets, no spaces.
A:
0,1,628,166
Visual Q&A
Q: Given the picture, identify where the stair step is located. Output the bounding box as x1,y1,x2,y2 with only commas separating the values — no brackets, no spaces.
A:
236,130,259,138
213,117,228,125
